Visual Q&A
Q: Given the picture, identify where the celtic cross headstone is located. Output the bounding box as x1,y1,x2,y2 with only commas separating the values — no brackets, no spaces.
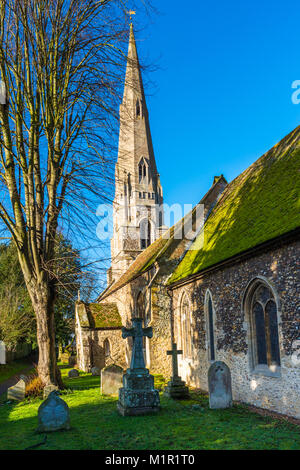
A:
118,317,160,416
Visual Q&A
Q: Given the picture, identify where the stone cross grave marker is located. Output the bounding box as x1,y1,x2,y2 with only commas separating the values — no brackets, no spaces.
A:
117,317,160,416
167,343,182,378
123,317,152,371
7,378,26,401
0,341,6,364
101,364,123,395
164,343,189,399
208,361,233,409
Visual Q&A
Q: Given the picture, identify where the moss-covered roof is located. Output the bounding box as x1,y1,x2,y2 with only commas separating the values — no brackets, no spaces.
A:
168,126,300,284
77,302,122,328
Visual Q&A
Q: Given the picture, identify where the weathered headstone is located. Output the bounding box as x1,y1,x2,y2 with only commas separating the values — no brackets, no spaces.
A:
164,343,189,399
208,361,233,409
19,374,30,384
68,368,79,378
0,341,6,364
91,366,100,376
7,378,26,401
68,355,77,367
118,317,160,416
101,364,123,395
43,384,59,399
37,390,70,432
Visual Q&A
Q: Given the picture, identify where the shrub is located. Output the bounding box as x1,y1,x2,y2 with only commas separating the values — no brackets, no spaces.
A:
25,367,44,398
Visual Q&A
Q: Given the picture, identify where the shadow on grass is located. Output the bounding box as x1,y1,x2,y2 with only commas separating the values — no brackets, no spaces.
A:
1,391,300,450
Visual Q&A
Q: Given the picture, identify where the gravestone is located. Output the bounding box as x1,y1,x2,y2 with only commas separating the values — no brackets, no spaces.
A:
164,343,189,399
118,317,160,416
91,366,100,376
43,384,59,399
37,390,70,432
208,361,233,409
68,355,77,367
0,341,6,364
7,378,26,401
68,368,79,378
19,374,30,384
101,364,123,395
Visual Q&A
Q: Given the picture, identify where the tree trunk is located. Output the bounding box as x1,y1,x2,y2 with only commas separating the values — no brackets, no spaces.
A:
30,281,63,388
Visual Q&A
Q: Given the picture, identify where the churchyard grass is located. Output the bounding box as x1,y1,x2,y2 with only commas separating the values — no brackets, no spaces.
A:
0,364,299,450
0,358,34,384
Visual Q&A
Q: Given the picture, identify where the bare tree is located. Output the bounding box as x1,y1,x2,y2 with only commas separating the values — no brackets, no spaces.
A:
0,0,151,386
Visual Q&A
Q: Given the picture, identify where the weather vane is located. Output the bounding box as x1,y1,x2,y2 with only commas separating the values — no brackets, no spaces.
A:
128,10,136,22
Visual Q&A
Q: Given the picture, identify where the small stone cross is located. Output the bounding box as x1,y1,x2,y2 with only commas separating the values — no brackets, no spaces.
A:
167,343,183,379
122,317,152,371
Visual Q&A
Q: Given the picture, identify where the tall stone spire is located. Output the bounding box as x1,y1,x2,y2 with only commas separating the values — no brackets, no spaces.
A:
108,24,164,285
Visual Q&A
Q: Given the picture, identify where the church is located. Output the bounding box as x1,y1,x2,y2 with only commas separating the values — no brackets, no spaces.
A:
75,25,300,419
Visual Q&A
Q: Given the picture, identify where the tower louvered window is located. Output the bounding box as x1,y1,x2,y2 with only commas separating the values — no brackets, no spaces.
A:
140,218,151,249
138,158,147,183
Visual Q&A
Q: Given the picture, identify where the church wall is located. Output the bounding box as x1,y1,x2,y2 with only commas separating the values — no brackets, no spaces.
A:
99,270,173,378
100,280,147,367
89,329,126,371
76,326,126,372
172,240,300,419
149,275,172,379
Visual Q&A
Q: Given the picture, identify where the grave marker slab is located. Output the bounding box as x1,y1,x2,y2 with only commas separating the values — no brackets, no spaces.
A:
7,379,26,401
43,384,59,399
68,368,79,378
0,341,6,365
37,390,70,432
101,364,123,395
208,361,233,409
91,366,100,376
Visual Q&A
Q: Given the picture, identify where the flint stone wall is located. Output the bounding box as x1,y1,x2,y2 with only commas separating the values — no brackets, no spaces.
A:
172,240,300,419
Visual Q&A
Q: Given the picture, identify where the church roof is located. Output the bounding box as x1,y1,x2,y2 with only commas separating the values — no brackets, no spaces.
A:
100,176,227,300
100,232,171,299
76,302,122,329
168,125,300,284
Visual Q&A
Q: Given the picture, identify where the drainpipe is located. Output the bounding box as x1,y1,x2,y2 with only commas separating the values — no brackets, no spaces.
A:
167,288,174,345
146,262,160,322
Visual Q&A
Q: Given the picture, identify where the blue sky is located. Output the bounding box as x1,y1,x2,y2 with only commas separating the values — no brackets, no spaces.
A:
136,0,300,208
90,0,300,292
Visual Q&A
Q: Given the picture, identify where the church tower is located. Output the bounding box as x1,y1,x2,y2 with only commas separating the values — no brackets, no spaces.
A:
109,24,164,284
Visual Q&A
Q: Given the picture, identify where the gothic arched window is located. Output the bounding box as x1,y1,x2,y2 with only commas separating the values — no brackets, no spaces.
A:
246,280,281,374
138,158,147,183
104,338,111,358
140,218,151,249
206,291,215,361
180,293,192,358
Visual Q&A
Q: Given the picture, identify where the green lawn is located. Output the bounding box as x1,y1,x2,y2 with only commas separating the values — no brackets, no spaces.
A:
0,364,299,450
0,358,34,384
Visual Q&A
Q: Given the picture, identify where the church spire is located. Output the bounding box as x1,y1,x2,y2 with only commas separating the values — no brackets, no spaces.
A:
109,24,164,284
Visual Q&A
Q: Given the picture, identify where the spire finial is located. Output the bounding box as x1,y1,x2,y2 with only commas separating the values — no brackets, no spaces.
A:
127,10,136,22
